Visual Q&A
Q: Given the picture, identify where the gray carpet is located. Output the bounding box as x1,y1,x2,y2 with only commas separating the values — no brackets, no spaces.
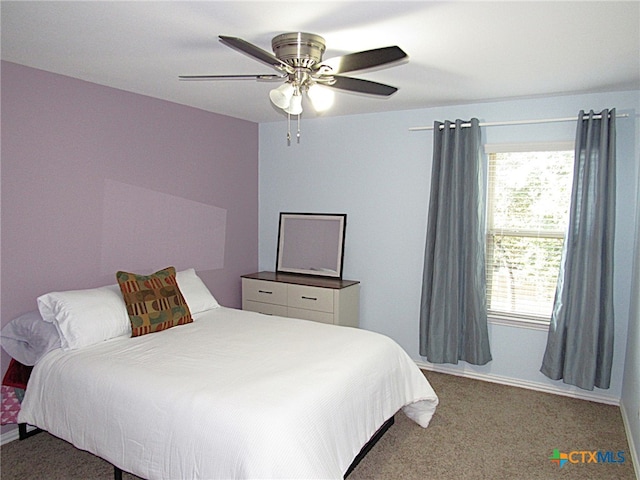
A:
1,371,635,479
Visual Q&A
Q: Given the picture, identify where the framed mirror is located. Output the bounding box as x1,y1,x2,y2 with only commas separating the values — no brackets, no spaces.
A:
276,213,347,278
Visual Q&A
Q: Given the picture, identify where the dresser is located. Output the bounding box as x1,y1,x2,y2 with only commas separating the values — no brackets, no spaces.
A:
241,271,360,327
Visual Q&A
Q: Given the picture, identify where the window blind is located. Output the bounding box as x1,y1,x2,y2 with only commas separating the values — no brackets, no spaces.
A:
485,147,574,320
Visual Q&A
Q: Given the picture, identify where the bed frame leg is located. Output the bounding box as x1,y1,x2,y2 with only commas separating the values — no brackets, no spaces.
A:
114,466,123,480
18,423,43,440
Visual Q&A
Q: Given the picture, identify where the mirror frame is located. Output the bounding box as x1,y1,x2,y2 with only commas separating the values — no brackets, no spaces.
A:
276,212,347,278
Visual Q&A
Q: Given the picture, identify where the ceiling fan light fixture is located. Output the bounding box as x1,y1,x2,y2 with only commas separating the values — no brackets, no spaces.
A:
284,93,303,115
185,32,407,144
307,84,335,112
269,82,295,109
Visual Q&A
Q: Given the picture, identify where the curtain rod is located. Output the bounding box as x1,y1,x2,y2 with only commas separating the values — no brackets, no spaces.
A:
409,113,629,131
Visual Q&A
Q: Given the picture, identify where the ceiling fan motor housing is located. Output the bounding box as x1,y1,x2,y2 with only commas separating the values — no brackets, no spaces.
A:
271,32,326,68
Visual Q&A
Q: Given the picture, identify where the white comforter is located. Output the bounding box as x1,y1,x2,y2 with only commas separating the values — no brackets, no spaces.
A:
19,307,438,479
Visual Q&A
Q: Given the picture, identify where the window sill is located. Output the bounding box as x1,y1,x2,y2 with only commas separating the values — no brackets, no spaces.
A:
488,314,550,332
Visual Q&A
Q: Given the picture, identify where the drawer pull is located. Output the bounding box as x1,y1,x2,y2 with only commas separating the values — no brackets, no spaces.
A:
301,296,318,301
258,290,273,294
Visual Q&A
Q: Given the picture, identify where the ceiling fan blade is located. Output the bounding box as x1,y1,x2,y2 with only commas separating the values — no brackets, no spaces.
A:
319,46,407,75
329,76,398,96
219,36,293,73
179,74,285,81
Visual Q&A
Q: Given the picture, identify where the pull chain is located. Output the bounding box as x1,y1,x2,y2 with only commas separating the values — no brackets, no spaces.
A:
285,113,302,146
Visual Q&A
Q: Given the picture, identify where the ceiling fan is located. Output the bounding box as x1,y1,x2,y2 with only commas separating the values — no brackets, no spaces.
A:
180,33,407,142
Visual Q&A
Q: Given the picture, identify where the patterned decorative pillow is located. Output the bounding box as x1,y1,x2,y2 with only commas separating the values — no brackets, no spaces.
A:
116,266,192,337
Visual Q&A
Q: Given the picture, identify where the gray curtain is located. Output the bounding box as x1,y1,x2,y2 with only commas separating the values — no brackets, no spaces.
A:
419,118,492,365
540,109,616,390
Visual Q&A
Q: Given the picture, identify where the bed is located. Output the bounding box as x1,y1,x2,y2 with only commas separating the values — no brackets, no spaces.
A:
4,268,438,479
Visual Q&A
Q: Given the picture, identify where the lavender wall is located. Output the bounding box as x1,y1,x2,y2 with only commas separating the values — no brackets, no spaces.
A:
0,62,259,391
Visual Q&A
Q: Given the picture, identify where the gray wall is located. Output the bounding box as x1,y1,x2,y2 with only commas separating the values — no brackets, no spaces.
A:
622,156,640,469
259,90,639,408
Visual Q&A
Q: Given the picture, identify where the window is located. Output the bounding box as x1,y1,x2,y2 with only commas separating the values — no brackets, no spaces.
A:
485,143,574,322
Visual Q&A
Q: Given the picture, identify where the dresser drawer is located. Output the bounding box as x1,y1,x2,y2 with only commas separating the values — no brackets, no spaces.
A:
288,307,334,324
242,272,359,328
243,300,288,317
287,284,334,313
242,279,287,305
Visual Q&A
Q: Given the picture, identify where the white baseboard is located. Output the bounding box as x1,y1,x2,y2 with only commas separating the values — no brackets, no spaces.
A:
1,426,20,446
0,424,41,446
620,403,640,480
416,361,621,405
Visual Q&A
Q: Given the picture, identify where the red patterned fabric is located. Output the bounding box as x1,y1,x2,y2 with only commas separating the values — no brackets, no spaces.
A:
1,359,33,425
1,386,21,425
2,359,32,389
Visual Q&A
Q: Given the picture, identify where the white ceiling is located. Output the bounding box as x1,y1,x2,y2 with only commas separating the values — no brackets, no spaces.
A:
2,1,639,123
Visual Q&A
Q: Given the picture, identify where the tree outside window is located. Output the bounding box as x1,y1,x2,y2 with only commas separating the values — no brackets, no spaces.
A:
485,145,574,321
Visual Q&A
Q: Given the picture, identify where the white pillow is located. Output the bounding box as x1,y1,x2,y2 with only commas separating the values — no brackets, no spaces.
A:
0,310,62,365
35,270,217,350
37,284,130,351
176,268,220,313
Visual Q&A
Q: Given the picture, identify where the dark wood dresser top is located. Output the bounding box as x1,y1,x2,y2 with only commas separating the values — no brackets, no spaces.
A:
241,271,359,289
